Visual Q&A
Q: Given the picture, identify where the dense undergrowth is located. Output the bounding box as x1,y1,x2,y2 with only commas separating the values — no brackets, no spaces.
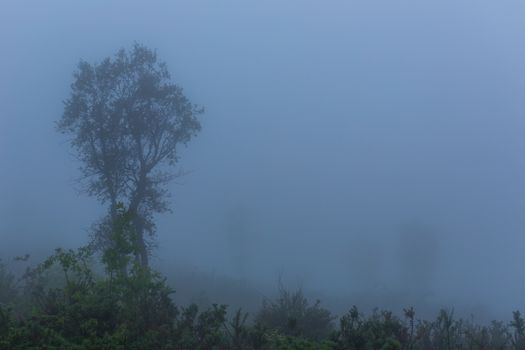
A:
2,211,525,349
3,251,525,350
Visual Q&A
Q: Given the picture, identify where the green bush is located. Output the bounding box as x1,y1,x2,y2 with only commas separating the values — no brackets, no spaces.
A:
336,306,404,350
266,333,336,350
0,258,18,306
255,283,335,341
3,209,525,349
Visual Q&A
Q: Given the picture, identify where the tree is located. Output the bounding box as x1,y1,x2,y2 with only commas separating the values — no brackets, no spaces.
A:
57,43,202,267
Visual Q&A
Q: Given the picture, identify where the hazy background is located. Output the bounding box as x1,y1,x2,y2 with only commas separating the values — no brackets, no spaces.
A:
1,0,525,320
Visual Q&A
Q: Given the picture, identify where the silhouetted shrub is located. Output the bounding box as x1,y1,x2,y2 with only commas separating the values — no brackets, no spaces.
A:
336,306,404,350
5,224,525,349
255,283,335,341
266,333,336,350
0,258,18,306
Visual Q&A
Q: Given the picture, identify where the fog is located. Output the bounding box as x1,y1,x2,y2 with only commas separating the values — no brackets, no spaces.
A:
2,1,525,320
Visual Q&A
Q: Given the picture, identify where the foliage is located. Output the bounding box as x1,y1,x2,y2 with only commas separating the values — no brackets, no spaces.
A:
265,333,337,350
3,252,525,350
336,306,404,350
0,258,18,306
255,283,336,341
510,311,525,350
3,210,525,349
57,43,203,266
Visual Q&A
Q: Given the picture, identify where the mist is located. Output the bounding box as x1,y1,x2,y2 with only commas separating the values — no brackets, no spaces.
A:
2,0,525,322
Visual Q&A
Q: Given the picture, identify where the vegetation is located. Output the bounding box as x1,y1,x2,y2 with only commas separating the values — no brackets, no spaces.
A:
2,223,525,349
2,44,520,349
255,281,335,341
57,44,202,267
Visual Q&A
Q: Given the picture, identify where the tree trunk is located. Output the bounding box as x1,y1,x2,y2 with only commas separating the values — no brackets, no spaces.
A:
137,233,149,267
129,173,149,267
132,215,149,267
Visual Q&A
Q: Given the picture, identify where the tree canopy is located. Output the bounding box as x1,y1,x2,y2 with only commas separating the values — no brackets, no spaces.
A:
57,43,202,266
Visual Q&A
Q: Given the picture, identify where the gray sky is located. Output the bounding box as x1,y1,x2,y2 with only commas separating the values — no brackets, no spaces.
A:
1,1,525,318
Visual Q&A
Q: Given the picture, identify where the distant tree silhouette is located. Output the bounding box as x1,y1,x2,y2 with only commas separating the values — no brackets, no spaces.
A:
57,43,202,266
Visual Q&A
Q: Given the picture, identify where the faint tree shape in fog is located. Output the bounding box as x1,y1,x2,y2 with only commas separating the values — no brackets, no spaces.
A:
398,222,439,299
57,43,202,267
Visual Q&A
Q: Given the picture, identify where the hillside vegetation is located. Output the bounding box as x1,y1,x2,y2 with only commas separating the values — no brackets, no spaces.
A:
1,212,524,349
